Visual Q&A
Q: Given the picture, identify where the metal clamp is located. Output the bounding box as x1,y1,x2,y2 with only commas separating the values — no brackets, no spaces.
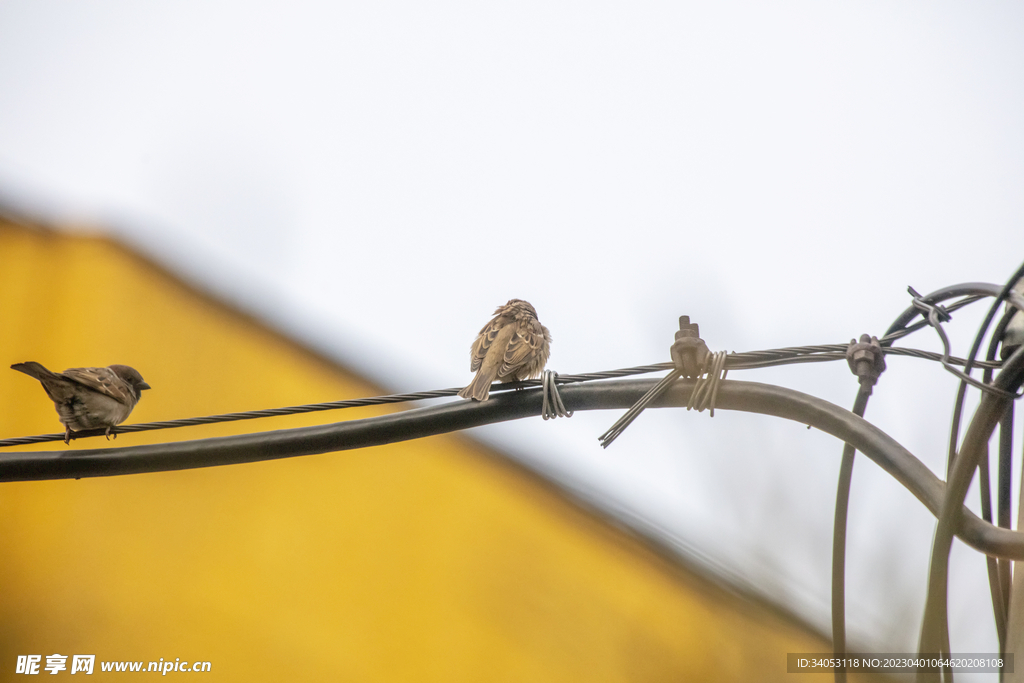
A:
600,315,721,448
671,316,710,378
846,334,886,395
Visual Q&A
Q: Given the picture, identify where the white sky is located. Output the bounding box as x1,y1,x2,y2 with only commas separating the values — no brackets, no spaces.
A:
1,0,1023,663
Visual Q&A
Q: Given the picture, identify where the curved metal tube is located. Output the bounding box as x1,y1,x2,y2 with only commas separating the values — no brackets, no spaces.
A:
831,388,869,674
918,345,1024,661
2,377,1023,560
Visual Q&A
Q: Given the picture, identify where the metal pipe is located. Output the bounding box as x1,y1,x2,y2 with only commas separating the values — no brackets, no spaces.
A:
917,346,1024,679
832,388,871,683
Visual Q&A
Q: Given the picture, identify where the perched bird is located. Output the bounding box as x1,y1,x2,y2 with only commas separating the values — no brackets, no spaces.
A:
458,299,551,401
11,362,151,443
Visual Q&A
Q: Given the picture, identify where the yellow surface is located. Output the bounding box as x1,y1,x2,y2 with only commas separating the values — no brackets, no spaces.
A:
0,220,848,681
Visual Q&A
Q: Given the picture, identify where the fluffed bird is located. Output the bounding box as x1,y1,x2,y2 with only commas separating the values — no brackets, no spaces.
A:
11,362,151,443
458,299,551,401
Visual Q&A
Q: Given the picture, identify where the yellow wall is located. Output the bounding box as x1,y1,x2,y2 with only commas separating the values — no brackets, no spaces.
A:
0,220,848,681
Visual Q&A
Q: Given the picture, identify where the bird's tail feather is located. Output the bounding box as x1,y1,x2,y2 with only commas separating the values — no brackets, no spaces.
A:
10,361,56,381
458,369,496,401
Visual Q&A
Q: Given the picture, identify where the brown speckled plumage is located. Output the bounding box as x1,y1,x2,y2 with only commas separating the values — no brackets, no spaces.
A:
458,299,551,401
11,361,151,443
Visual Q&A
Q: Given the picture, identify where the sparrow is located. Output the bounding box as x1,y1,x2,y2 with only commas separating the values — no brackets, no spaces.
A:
458,299,551,401
11,361,151,443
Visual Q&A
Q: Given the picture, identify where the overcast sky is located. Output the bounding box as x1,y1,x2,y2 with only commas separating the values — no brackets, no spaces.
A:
2,1,1023,663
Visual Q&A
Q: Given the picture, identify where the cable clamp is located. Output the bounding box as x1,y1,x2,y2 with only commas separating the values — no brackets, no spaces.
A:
846,334,886,395
599,316,724,448
670,315,710,378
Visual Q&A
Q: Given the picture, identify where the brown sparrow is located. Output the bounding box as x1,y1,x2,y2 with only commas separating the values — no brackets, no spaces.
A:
458,299,551,401
11,361,151,443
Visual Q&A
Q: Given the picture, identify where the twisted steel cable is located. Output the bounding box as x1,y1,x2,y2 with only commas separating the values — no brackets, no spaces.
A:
0,342,1002,449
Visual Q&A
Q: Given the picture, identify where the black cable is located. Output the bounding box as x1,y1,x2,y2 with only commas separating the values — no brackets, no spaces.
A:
917,345,1024,682
4,377,1024,561
998,406,1014,631
982,308,1018,651
917,262,1024,680
831,388,870,683
829,285,998,683
885,286,1002,337
978,452,1004,649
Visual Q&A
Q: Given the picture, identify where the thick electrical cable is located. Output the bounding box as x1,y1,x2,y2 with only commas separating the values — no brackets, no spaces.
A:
831,388,870,683
3,377,1024,562
916,263,1024,681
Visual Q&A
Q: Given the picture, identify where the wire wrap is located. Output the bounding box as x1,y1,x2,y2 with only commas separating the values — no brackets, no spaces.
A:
541,370,573,420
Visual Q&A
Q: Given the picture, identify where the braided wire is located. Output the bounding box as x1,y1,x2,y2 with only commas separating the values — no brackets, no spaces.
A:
0,341,1002,449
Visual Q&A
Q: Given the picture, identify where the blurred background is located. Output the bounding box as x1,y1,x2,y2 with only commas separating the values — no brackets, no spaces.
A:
1,1,1022,680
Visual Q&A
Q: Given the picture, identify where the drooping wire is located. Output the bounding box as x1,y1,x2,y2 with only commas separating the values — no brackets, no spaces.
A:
918,263,1024,673
908,286,1021,399
831,286,1002,683
981,308,1018,650
831,388,870,683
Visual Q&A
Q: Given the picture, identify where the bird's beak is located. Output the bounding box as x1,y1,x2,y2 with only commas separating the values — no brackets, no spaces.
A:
139,381,152,391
